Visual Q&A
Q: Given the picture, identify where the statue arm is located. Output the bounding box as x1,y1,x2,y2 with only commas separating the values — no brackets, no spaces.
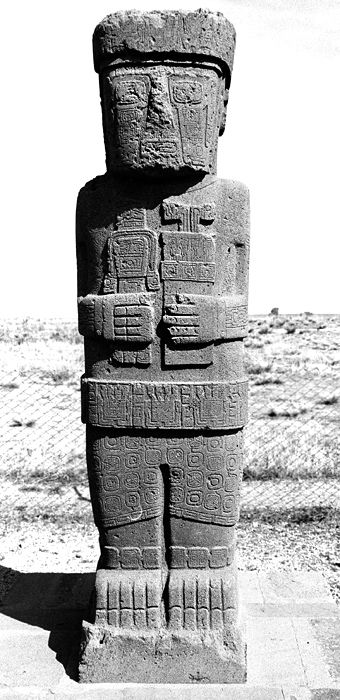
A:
75,189,89,300
163,294,247,344
78,293,155,343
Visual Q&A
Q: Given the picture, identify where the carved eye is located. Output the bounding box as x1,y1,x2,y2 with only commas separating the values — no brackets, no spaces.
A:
115,79,148,106
171,80,202,104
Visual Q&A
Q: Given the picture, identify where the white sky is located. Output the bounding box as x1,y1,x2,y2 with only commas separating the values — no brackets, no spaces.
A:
0,0,339,317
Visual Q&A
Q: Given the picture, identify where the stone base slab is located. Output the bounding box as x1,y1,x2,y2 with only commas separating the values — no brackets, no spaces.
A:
0,570,339,697
79,621,246,683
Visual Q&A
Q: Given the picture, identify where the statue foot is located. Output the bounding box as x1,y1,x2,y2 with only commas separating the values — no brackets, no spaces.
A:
92,568,164,629
167,568,237,631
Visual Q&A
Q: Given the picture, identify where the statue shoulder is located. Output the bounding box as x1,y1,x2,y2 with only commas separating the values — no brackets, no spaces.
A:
77,173,112,204
218,178,250,203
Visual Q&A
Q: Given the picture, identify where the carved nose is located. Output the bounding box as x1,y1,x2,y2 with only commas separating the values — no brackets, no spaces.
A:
145,75,175,132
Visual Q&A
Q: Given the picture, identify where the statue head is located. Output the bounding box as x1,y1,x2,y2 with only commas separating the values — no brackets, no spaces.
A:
93,10,236,177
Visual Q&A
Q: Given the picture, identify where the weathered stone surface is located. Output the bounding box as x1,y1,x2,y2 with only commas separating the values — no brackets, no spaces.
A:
93,10,236,76
77,8,249,683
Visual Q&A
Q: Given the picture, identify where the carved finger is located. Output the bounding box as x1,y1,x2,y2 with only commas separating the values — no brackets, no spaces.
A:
165,304,196,316
114,317,127,327
114,306,127,316
126,317,145,327
126,327,144,336
170,335,200,345
163,315,199,327
169,326,199,337
124,305,146,317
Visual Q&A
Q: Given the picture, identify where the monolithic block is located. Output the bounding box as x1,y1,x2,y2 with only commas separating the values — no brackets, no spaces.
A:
77,8,249,684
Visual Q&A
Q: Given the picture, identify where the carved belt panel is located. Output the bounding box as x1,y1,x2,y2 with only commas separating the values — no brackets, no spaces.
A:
81,379,248,430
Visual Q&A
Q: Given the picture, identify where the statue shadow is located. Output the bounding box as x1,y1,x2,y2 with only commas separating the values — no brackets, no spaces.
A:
0,564,95,682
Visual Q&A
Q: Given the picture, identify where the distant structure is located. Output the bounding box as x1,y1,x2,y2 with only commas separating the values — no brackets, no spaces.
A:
270,308,279,316
77,9,250,683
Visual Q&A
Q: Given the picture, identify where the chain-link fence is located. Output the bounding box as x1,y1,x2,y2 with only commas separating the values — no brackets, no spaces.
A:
0,315,339,528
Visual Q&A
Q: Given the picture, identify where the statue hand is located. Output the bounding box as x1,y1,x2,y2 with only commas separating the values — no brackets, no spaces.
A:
163,294,215,345
113,301,154,344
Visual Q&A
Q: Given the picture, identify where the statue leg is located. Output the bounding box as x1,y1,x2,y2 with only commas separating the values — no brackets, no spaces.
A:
86,428,164,629
167,432,242,633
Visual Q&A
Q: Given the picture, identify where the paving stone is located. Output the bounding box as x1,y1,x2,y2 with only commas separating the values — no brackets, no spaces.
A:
292,619,339,688
310,620,340,685
0,609,55,632
0,631,65,687
246,604,340,619
247,617,306,686
281,688,312,700
258,573,336,606
0,571,338,696
239,572,264,605
0,685,286,699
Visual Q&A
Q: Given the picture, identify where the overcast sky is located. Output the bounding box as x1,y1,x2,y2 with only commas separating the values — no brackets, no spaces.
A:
0,0,339,317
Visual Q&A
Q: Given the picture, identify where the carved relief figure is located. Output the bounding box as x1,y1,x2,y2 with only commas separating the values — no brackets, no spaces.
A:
77,10,249,683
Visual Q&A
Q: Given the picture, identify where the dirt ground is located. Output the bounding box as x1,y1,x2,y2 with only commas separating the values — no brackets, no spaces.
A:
1,513,339,607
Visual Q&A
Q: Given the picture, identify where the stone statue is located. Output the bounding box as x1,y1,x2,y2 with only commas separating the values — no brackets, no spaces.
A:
77,9,249,683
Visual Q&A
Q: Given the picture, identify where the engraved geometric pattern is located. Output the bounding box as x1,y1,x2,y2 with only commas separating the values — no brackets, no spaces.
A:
82,380,248,430
87,432,243,528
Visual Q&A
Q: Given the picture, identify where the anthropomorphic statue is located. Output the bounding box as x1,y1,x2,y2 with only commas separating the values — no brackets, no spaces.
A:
77,10,249,683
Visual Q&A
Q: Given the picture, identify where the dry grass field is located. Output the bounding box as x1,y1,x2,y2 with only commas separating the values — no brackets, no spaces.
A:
0,314,339,604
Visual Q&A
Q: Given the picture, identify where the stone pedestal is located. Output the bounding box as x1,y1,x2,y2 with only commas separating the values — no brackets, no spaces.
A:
76,9,249,683
80,573,246,684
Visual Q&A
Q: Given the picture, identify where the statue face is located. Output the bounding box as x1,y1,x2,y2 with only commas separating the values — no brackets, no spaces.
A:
101,62,225,175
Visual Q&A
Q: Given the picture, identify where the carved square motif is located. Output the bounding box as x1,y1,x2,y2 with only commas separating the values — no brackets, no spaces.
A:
187,452,204,467
125,492,140,509
144,488,160,505
103,475,120,492
170,467,184,483
143,546,161,569
105,546,120,569
104,436,121,450
187,471,204,488
121,547,142,569
200,399,224,421
226,454,239,472
207,455,223,470
126,436,142,449
186,491,203,506
204,493,220,510
124,472,140,489
145,449,161,465
143,469,158,485
188,547,209,569
207,473,223,489
126,453,140,468
170,546,186,568
224,475,238,493
206,437,224,451
222,494,236,515
103,455,121,472
210,547,233,568
167,448,184,465
170,487,184,504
